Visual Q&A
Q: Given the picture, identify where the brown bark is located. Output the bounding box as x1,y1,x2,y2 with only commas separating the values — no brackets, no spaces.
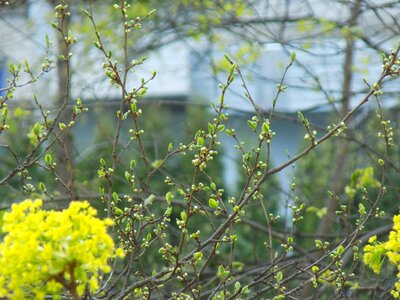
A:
299,1,361,298
317,0,361,240
52,1,75,202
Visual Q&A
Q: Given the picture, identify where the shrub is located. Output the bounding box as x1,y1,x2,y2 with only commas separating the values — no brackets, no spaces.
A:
0,199,123,299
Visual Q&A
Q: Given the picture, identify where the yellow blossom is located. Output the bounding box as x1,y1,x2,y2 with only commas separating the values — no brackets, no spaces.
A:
0,199,124,299
364,214,400,298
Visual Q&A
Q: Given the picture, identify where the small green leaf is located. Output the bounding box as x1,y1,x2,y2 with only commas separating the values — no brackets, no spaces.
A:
234,281,241,292
208,123,215,135
124,171,131,182
217,264,229,280
148,9,157,16
336,245,345,256
180,211,187,221
208,198,219,209
232,261,244,272
194,130,201,139
144,194,155,206
33,123,41,136
297,111,305,121
276,271,283,282
262,122,270,133
164,207,172,217
193,251,203,261
2,106,8,118
242,285,249,294
290,51,296,64
224,54,232,63
315,240,323,249
165,192,173,204
217,124,225,132
80,8,90,17
44,154,52,165
122,111,129,120
130,160,136,169
351,169,361,185
114,208,123,216
229,63,236,75
112,192,119,202
358,203,366,215
197,137,204,147
151,159,163,168
38,182,46,192
247,120,257,131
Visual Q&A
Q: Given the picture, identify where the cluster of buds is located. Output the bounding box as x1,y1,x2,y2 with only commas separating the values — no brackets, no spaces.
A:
259,119,276,143
382,50,400,77
378,119,394,148
192,147,218,170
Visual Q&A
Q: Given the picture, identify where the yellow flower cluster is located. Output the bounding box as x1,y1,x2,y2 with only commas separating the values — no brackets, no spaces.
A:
0,199,124,299
364,215,400,298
